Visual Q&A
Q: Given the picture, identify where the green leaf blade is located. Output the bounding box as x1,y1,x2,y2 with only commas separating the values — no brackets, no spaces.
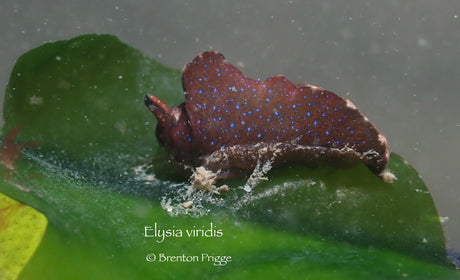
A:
0,34,458,279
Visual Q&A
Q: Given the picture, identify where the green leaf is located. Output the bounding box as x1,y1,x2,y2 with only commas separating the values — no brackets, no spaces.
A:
0,34,458,279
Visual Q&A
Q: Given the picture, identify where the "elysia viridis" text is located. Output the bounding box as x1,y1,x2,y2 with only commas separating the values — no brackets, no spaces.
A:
144,223,223,243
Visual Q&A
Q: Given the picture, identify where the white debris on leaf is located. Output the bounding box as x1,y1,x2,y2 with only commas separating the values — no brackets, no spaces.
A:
217,184,229,193
132,162,157,185
243,159,272,192
29,95,43,105
160,198,174,214
182,200,193,208
157,180,227,217
379,170,396,184
158,182,221,217
154,156,277,216
231,180,318,212
190,166,218,191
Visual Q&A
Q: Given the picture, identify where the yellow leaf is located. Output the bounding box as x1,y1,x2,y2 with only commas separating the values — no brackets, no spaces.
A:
0,194,47,280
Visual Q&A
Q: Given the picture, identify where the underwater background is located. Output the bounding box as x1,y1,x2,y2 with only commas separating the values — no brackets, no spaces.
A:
0,0,458,253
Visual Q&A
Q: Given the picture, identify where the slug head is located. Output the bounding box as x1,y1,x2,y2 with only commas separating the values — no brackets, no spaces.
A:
144,95,194,162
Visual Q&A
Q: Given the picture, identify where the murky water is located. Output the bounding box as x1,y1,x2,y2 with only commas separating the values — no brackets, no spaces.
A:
1,0,458,253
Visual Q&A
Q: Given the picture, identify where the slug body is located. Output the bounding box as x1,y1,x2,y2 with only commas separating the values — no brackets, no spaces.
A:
145,51,389,179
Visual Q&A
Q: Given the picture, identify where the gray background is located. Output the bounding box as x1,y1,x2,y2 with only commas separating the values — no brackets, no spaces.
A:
1,0,459,250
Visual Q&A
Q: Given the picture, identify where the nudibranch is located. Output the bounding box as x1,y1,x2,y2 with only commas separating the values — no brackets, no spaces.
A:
145,51,390,181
